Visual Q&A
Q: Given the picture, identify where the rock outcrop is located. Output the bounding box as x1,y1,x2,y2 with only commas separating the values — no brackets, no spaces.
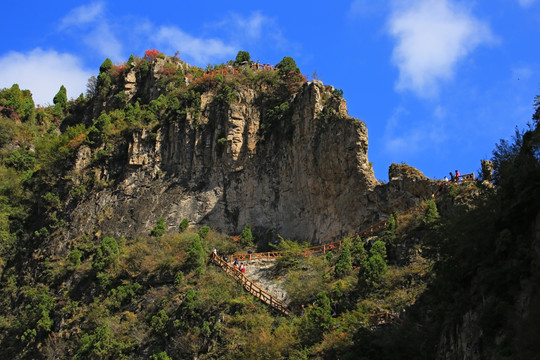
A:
66,59,436,244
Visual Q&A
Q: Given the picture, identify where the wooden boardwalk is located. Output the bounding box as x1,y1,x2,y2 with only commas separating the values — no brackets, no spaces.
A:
214,176,474,319
210,252,290,316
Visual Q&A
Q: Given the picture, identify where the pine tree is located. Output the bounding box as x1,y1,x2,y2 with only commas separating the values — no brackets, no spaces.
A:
151,217,166,237
240,223,254,247
179,218,189,232
423,200,440,225
235,50,251,66
186,235,205,273
53,85,67,109
334,242,353,277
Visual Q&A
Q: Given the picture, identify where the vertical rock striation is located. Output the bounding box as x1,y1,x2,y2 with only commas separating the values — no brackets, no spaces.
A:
68,60,434,244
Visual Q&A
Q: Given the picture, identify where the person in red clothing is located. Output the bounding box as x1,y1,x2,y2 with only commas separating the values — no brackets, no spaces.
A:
239,263,246,274
455,170,460,182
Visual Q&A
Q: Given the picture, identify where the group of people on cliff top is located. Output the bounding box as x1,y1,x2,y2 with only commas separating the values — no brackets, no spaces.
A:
444,169,461,183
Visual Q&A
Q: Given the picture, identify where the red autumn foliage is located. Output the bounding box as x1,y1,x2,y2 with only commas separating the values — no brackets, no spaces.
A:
144,48,160,59
112,63,126,77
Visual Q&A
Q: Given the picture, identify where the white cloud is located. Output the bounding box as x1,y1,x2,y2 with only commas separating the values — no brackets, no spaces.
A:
517,0,538,7
229,12,267,40
154,26,236,65
84,24,124,62
388,0,495,97
0,49,93,106
208,12,290,53
60,2,123,62
59,2,104,29
384,105,447,155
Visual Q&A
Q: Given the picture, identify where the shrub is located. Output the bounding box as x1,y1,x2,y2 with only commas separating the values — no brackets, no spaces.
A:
93,237,120,272
271,236,308,270
68,249,83,266
151,217,167,237
151,309,169,335
198,226,210,239
179,218,189,232
240,223,254,247
174,271,184,288
0,84,35,121
108,282,142,309
150,352,172,360
75,323,130,359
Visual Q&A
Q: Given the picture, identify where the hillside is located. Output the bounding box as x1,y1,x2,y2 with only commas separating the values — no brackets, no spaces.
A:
0,50,538,359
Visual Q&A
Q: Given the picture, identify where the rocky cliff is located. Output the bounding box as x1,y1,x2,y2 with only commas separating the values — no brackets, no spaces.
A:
65,57,435,244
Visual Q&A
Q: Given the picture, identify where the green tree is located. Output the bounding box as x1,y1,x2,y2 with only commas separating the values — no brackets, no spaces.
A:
0,84,35,121
423,200,440,225
151,217,167,237
334,241,353,277
351,236,367,267
88,112,112,144
186,235,205,273
298,291,334,345
369,240,387,259
386,212,398,233
235,50,251,66
68,249,83,266
360,254,387,288
75,323,129,360
276,56,300,74
240,223,254,247
99,58,113,73
93,237,120,272
151,309,169,336
198,225,210,239
179,218,189,232
53,85,67,109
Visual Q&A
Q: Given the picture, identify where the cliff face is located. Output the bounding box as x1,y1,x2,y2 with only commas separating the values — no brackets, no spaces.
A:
65,59,433,244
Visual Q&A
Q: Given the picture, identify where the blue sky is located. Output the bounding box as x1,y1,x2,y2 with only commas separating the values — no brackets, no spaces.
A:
1,0,539,180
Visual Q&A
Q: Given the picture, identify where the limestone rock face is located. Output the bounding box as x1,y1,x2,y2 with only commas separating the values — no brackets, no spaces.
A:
374,163,438,214
67,60,435,244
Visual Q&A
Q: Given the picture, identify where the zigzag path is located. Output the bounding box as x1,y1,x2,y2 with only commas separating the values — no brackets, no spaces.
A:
211,173,475,318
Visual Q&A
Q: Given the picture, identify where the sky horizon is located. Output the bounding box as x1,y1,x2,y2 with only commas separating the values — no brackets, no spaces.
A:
1,0,539,181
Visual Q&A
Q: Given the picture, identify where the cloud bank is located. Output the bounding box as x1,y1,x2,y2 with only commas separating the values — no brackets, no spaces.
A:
0,49,92,106
153,26,236,65
388,0,495,97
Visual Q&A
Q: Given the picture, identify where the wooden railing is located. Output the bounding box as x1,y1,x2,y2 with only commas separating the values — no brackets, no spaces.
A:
368,311,401,325
229,200,435,264
454,172,475,184
210,252,290,316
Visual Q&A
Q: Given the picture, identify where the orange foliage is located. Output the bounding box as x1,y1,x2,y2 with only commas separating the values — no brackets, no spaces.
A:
144,48,160,59
66,134,86,149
